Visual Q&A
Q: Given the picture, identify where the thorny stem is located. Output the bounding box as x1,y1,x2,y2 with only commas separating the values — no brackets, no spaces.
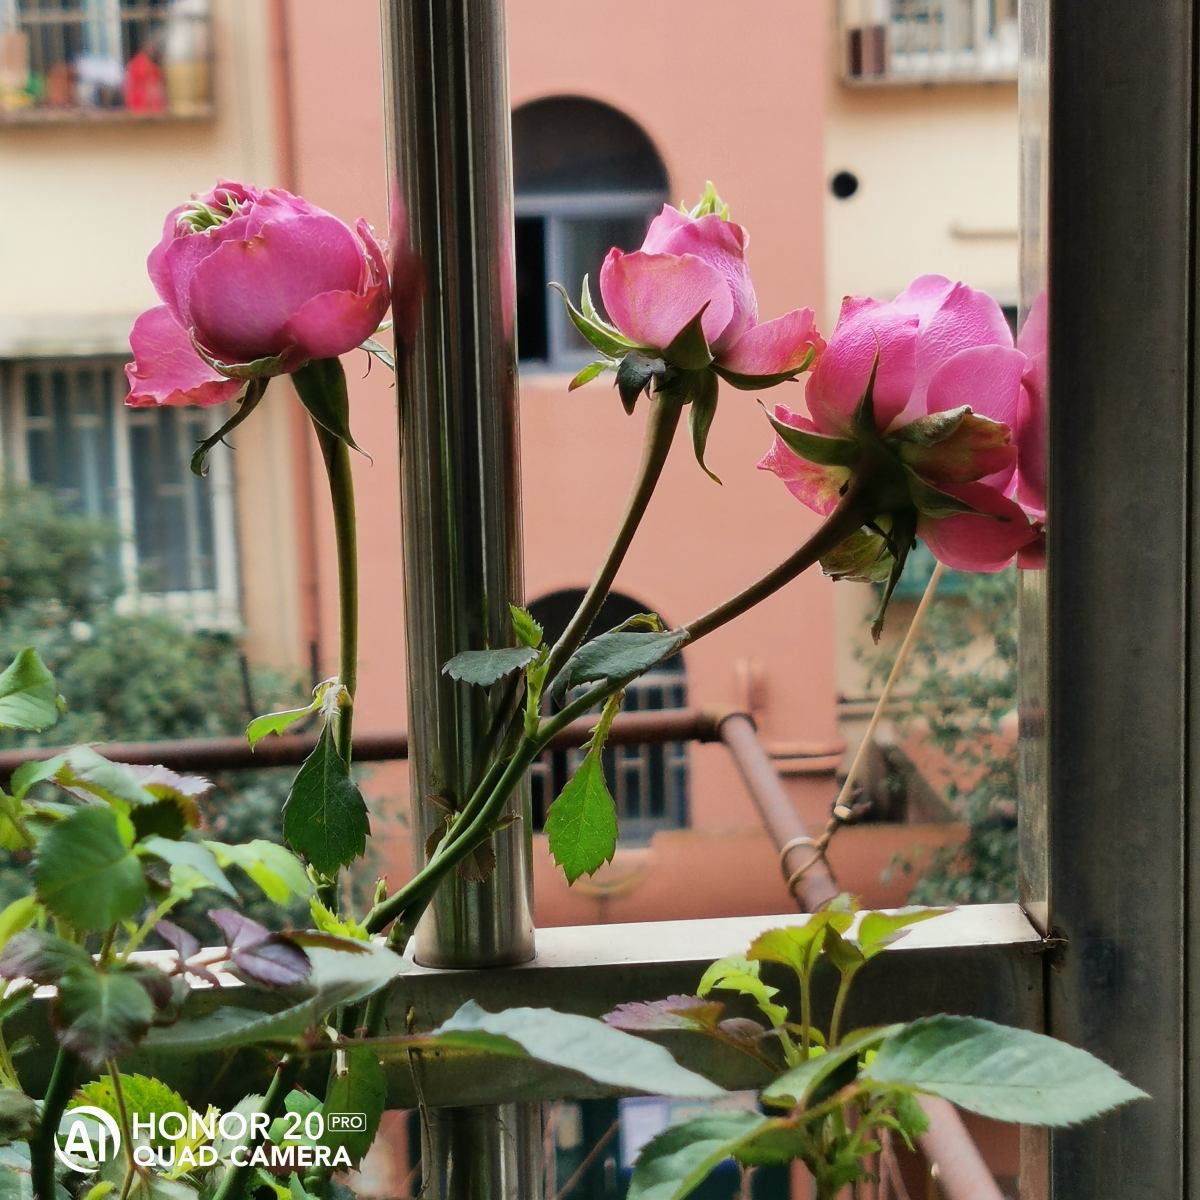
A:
30,1048,79,1200
543,393,684,686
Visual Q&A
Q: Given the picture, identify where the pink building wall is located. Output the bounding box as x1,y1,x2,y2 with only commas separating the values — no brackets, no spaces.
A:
277,0,936,921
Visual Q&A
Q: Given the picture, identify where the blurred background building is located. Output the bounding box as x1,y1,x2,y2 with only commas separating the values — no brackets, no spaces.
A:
0,2,1020,1193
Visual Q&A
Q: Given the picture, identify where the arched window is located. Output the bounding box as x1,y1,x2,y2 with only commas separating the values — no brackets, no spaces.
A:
512,96,669,369
526,589,688,843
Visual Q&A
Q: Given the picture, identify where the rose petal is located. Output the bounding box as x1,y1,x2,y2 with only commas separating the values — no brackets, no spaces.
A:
124,306,244,408
1015,292,1048,517
599,249,734,351
892,274,956,325
185,212,367,363
640,204,692,253
643,214,756,351
757,405,850,516
720,308,824,377
918,481,1037,572
926,344,1027,428
805,297,918,435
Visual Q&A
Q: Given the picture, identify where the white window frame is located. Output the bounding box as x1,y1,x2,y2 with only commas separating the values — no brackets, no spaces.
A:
515,189,666,373
0,357,241,629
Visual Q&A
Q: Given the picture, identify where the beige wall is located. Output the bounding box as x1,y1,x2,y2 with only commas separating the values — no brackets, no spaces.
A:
0,0,302,670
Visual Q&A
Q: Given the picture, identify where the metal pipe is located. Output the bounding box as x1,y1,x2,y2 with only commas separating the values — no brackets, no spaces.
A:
718,713,1002,1200
379,0,539,1194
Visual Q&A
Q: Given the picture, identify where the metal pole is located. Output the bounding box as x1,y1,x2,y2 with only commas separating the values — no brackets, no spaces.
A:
379,1,541,1195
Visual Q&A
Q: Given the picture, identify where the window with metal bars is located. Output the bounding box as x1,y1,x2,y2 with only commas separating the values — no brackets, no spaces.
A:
0,358,239,626
512,97,669,371
0,0,211,121
526,589,688,842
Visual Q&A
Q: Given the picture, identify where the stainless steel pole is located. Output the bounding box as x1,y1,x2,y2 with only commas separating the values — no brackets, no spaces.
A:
379,1,541,1195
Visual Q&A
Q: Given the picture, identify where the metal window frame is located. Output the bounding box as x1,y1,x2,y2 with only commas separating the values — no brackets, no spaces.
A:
1,357,241,627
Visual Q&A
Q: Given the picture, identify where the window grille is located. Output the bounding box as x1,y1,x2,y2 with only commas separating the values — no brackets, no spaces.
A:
1,357,239,626
0,0,212,122
512,97,669,371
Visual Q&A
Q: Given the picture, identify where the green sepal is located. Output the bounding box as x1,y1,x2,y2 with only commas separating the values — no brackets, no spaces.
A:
193,338,288,381
359,337,395,372
905,469,976,519
714,344,817,391
550,280,641,359
190,380,267,477
685,180,731,220
290,357,366,456
568,359,617,392
762,402,859,467
820,528,892,584
663,306,713,371
689,370,721,483
616,352,667,415
509,604,544,649
851,350,882,439
871,510,918,642
891,405,971,446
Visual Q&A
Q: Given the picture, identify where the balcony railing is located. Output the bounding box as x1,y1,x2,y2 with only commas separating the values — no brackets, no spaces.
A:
0,0,212,125
839,0,1018,85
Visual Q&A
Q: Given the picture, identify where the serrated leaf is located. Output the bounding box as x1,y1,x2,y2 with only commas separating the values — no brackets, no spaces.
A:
282,727,369,877
509,604,544,649
697,956,787,1029
862,1015,1149,1125
72,1074,190,1149
290,357,364,454
309,898,368,941
34,807,147,930
856,908,949,960
628,1112,771,1200
417,1001,722,1097
443,645,538,686
762,1025,900,1108
208,909,310,988
54,964,156,1066
190,380,265,477
140,837,237,899
206,840,314,904
556,629,685,697
246,700,319,748
545,754,618,884
0,930,91,984
0,1091,36,1146
0,649,59,733
605,996,726,1034
143,942,405,1053
689,370,721,483
763,405,858,467
746,913,855,981
322,1048,385,1166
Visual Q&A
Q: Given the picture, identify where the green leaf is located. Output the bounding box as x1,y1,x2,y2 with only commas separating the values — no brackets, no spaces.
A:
746,912,855,980
0,649,59,732
443,645,538,686
206,840,314,903
283,727,369,877
550,282,640,359
820,529,893,584
628,1112,770,1200
417,1001,722,1098
509,604,544,649
545,753,618,884
290,357,364,454
72,1074,190,1150
762,405,858,467
568,359,616,392
309,898,368,941
322,1048,386,1166
856,908,949,960
246,700,319,748
863,1015,1149,1125
697,956,787,1028
762,1025,900,1108
190,379,265,477
663,307,713,371
53,964,156,1066
616,352,668,415
0,898,37,955
0,1091,36,1146
34,807,148,930
689,370,721,484
143,942,405,1053
556,629,685,696
139,836,237,899
0,930,91,984
359,337,396,372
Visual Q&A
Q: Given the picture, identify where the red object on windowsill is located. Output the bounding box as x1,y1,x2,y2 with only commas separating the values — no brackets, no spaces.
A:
124,50,166,113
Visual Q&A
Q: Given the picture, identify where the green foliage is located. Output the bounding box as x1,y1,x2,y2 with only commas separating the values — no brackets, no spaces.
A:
53,964,157,1066
627,1112,770,1200
442,645,538,686
0,649,59,733
555,627,684,696
282,726,369,877
321,1048,385,1165
544,751,618,883
866,567,1019,903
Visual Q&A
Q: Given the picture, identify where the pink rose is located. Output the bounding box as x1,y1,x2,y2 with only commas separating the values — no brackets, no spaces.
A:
598,203,823,382
125,181,390,407
760,275,1038,580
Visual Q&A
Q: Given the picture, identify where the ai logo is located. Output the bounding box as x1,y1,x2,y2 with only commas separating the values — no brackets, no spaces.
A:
54,1106,122,1174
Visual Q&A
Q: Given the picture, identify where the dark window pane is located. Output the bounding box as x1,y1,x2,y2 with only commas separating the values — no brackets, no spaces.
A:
515,216,548,363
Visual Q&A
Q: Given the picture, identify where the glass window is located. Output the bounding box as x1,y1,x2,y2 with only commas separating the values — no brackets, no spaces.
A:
526,589,688,842
513,97,669,370
3,358,239,625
